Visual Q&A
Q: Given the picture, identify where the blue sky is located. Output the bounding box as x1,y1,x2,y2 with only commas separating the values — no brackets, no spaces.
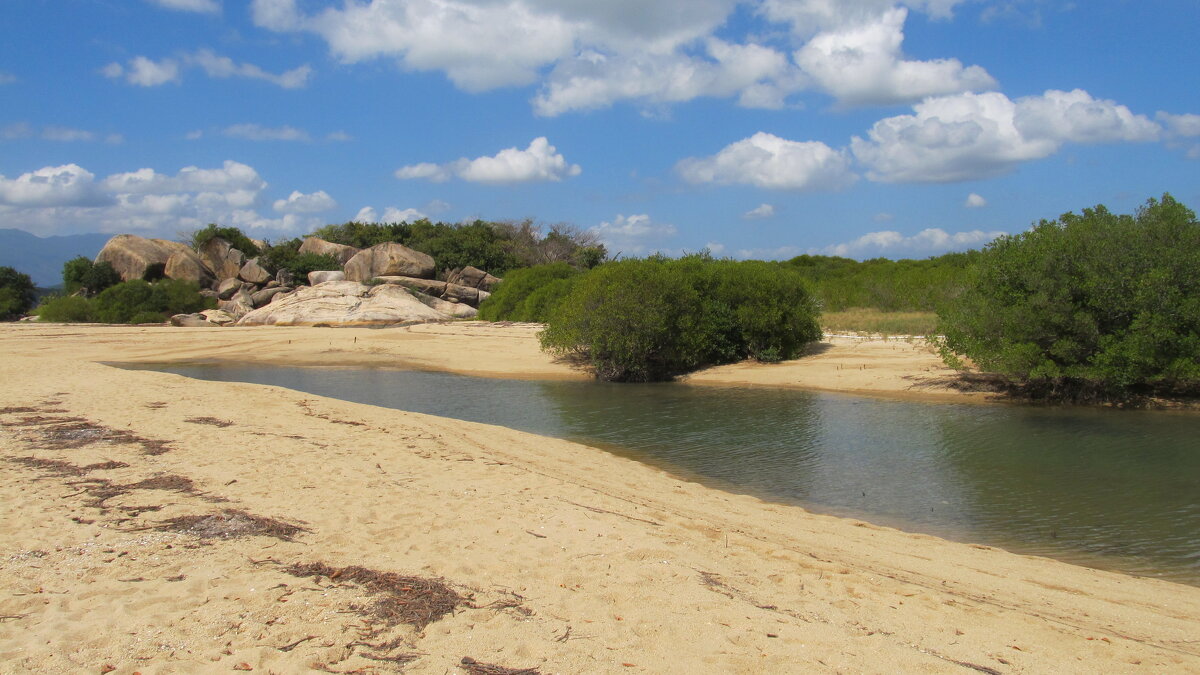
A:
1,0,1197,260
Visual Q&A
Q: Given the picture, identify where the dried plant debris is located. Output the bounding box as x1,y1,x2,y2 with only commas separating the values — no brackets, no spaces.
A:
1,411,174,454
283,562,469,631
184,416,234,428
460,657,541,675
153,509,309,542
8,457,129,477
62,473,219,510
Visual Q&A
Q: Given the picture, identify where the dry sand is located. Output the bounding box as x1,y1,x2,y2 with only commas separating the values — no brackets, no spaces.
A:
1,321,1197,674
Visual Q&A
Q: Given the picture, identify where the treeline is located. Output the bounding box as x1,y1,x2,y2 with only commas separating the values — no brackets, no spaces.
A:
786,252,978,312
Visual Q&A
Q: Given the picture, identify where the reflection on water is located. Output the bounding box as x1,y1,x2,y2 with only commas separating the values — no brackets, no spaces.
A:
138,363,1200,584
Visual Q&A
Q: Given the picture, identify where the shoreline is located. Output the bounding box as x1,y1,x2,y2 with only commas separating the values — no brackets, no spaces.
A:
3,322,1199,673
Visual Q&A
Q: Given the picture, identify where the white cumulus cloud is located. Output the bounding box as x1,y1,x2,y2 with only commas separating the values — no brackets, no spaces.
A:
396,137,581,185
821,227,1005,258
795,7,995,106
0,164,108,207
103,56,182,86
851,89,1161,183
965,193,986,208
743,203,776,219
103,50,310,89
677,132,857,191
249,0,981,114
589,213,678,255
273,190,336,213
354,206,427,223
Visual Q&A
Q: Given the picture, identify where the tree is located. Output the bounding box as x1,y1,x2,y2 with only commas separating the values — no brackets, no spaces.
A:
539,256,822,382
63,257,121,296
936,194,1200,400
0,266,36,320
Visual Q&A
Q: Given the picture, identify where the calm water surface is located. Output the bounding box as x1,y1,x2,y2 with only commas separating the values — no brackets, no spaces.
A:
141,363,1200,584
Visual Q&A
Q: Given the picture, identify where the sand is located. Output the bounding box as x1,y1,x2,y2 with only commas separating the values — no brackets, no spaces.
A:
1,321,1197,674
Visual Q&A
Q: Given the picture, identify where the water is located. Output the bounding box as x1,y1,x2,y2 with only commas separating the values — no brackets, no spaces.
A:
134,363,1200,584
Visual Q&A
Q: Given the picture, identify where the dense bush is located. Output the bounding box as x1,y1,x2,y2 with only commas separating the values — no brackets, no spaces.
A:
62,256,121,296
257,238,340,280
477,263,580,322
35,295,97,322
787,252,978,312
38,279,214,324
540,256,822,382
190,224,261,258
0,266,37,320
937,195,1200,400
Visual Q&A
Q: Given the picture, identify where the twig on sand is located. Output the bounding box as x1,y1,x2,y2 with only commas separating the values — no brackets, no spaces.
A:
558,499,662,526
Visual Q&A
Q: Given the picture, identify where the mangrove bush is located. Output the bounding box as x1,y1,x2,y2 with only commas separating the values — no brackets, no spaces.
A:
936,194,1200,400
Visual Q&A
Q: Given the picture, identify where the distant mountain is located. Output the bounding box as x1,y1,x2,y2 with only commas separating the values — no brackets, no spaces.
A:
0,229,113,287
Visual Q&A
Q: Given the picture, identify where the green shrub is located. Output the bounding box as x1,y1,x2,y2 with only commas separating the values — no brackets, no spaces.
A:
937,194,1200,400
92,279,214,324
0,266,36,320
63,257,121,296
539,256,822,382
257,239,340,281
191,224,261,258
35,295,97,323
128,311,168,324
516,276,579,322
477,263,579,321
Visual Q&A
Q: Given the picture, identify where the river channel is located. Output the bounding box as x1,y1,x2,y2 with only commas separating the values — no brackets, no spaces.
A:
135,363,1200,585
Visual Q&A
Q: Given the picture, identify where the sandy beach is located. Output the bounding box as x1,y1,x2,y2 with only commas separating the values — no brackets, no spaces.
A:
1,321,1197,674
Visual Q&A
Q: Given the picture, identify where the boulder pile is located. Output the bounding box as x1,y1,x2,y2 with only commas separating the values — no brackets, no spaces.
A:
95,234,499,328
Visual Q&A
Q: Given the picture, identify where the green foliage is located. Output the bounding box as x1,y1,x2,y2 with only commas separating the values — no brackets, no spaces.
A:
0,266,36,320
937,195,1200,400
539,256,822,382
311,218,605,276
191,224,261,258
40,279,215,324
477,263,580,321
787,251,979,312
258,239,340,280
35,295,97,323
62,257,122,297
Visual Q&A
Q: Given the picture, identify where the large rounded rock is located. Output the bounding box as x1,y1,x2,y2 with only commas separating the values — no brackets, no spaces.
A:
344,242,436,282
308,270,345,285
239,258,272,284
250,286,290,307
95,234,191,282
446,266,501,292
164,248,215,286
236,281,455,326
298,237,360,266
199,237,246,282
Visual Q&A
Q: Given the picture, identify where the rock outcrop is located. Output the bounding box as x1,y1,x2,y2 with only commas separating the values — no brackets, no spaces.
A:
95,235,191,282
238,258,272,284
344,242,436,282
445,266,501,292
236,281,471,326
298,237,360,265
164,248,215,287
374,276,491,308
199,237,246,282
308,270,345,285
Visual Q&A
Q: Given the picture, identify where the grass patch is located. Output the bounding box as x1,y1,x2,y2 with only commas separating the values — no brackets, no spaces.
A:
821,308,937,336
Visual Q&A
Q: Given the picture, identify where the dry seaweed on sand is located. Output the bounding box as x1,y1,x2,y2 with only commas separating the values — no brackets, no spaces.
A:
151,509,309,542
460,656,541,675
2,412,174,454
8,456,128,477
283,562,470,631
184,416,234,428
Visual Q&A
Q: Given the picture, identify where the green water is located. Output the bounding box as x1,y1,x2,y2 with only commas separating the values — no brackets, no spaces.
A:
140,363,1200,585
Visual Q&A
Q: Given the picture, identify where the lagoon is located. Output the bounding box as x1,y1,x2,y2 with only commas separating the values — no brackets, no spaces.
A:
139,363,1200,584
